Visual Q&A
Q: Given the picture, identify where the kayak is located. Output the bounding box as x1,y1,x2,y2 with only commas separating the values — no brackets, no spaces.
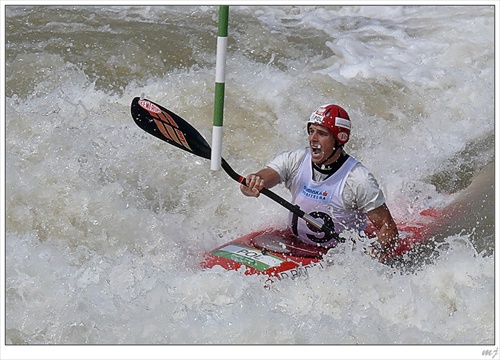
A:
201,208,441,281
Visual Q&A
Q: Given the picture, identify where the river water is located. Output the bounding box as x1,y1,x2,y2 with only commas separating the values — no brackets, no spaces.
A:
3,4,497,360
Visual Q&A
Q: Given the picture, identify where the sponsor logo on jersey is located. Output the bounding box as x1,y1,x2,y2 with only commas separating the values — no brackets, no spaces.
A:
301,185,329,202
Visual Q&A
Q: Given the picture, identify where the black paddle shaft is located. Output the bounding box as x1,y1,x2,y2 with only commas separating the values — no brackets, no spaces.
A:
130,97,337,238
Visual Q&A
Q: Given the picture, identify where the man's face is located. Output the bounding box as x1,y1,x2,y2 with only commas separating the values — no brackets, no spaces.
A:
308,123,336,165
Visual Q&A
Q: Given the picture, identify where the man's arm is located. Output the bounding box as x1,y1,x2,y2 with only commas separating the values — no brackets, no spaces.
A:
367,203,399,255
240,167,281,197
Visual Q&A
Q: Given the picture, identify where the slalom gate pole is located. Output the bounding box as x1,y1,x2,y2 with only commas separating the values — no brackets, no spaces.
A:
210,5,229,171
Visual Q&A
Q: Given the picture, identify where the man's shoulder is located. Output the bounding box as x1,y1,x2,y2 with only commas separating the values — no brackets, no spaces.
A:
271,147,308,165
267,147,308,182
285,147,308,157
346,160,381,188
290,147,309,160
349,160,371,175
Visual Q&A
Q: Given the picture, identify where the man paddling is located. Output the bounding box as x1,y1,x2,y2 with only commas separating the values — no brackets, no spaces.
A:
240,104,399,260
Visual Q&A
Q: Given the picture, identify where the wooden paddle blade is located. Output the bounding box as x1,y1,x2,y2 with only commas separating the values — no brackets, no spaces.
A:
131,97,212,160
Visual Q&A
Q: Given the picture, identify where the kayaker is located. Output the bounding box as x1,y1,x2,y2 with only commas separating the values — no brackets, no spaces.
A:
240,103,399,260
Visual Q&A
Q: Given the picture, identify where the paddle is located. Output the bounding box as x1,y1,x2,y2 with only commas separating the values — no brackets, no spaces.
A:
130,97,338,239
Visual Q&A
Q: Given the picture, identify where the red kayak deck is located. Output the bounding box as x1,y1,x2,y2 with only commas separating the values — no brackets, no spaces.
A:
201,209,441,280
201,229,327,280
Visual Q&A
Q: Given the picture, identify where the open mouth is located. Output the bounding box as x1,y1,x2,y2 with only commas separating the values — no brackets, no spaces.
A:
311,144,323,156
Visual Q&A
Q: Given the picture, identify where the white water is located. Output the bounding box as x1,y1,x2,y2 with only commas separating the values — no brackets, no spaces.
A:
3,4,498,360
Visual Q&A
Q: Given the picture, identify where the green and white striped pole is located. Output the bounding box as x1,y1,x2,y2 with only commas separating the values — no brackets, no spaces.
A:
210,5,229,171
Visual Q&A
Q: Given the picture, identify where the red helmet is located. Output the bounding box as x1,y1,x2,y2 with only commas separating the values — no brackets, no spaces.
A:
307,104,351,145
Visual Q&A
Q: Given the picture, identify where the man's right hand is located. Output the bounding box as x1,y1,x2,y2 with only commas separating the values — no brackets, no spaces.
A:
240,174,266,197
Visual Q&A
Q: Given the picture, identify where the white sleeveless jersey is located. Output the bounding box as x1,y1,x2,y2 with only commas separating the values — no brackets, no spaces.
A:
288,151,367,246
267,148,385,215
